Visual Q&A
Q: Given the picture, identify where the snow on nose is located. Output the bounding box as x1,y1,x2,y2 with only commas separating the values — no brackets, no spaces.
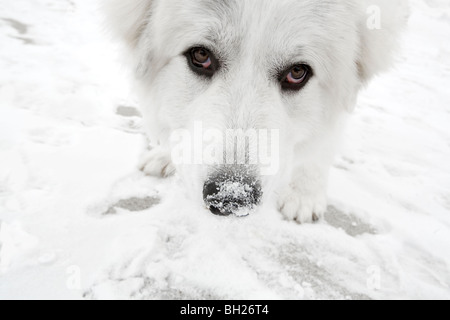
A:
203,169,262,217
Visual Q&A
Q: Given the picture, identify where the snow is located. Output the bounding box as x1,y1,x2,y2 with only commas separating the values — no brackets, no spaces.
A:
0,0,449,300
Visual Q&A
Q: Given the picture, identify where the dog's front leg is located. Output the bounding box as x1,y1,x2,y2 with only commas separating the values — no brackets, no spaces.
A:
277,164,329,224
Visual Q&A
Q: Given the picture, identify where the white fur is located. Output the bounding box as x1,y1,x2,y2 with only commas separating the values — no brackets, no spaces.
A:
105,0,408,223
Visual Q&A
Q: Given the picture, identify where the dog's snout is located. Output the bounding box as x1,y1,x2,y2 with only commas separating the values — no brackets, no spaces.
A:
203,170,262,216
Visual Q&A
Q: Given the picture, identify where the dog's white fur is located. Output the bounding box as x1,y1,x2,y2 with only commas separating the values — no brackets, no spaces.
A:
105,0,408,222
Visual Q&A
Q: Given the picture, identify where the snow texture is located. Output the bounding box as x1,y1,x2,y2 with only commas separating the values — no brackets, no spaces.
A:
0,0,450,300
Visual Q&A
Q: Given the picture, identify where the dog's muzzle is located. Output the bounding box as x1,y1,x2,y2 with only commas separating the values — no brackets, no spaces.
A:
203,167,262,216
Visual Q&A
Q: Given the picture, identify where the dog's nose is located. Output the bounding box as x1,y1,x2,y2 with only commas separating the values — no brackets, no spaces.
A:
203,171,262,216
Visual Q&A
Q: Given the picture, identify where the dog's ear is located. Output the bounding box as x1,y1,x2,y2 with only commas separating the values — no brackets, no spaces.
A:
357,0,409,84
103,0,153,50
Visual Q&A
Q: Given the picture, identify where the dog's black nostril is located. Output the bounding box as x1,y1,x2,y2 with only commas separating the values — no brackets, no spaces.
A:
203,173,262,216
209,205,229,216
203,180,231,216
203,181,219,200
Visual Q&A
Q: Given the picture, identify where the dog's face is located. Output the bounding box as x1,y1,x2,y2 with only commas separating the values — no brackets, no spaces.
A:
107,0,407,215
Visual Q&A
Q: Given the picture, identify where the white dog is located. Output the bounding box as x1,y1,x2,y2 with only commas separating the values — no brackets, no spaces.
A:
105,0,408,222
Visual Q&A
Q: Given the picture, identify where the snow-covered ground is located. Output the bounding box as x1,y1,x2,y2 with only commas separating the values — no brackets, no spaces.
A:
0,0,449,300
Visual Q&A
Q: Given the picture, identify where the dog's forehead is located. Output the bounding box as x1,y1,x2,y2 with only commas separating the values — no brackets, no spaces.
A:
153,0,357,66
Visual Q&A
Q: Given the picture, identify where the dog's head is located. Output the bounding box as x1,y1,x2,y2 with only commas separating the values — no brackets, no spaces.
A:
106,0,408,215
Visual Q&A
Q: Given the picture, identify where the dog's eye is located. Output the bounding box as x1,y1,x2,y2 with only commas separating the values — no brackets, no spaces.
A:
185,47,218,78
193,48,211,68
280,64,311,91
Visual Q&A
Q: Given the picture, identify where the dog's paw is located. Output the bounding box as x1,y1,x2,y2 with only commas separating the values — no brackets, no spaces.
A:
277,187,327,224
139,147,175,178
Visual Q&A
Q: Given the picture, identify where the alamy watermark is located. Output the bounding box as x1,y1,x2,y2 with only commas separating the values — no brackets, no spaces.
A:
169,121,280,176
367,265,381,291
66,265,82,291
367,5,381,30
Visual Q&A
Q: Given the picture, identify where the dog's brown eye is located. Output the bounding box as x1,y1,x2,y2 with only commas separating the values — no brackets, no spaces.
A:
185,47,218,78
193,49,211,68
289,66,307,82
280,64,311,91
